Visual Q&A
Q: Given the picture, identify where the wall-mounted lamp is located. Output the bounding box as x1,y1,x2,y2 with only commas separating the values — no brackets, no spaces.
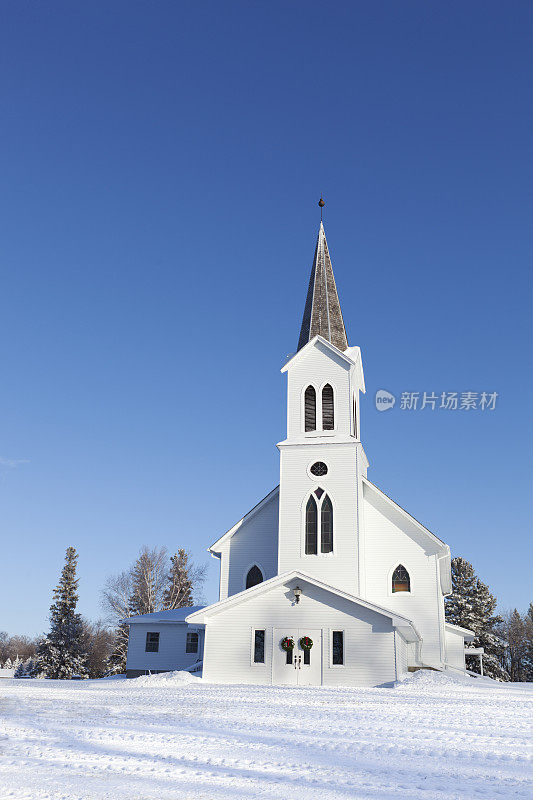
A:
293,585,302,604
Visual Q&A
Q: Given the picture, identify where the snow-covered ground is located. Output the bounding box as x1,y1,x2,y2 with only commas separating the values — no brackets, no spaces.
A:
0,671,531,800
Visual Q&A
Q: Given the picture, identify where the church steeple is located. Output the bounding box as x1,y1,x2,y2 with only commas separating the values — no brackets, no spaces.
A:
297,220,348,352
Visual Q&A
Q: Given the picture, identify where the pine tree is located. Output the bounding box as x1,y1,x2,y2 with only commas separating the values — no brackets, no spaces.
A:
3,657,13,670
445,557,509,680
163,549,194,609
34,547,88,679
523,603,533,682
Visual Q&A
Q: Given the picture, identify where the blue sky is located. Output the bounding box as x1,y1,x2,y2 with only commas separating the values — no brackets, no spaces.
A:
1,1,531,635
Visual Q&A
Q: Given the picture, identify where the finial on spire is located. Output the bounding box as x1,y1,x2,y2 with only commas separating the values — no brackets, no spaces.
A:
318,196,325,221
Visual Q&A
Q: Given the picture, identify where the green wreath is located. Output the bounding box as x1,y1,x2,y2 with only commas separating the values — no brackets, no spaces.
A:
299,636,313,650
281,636,295,651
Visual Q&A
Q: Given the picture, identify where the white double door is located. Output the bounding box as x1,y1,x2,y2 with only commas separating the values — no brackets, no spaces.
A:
272,628,322,686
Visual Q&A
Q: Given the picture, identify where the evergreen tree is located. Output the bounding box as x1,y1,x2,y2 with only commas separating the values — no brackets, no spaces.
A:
34,547,88,679
523,603,533,682
502,609,526,681
15,657,31,678
3,657,13,670
163,549,194,609
445,557,509,680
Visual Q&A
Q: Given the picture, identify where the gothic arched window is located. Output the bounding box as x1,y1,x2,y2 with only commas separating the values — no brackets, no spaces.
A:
305,496,318,554
321,495,333,553
246,565,263,589
305,491,333,555
322,384,334,430
304,386,316,431
392,564,410,593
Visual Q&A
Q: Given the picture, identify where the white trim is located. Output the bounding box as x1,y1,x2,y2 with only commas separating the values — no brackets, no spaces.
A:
301,383,318,434
186,570,420,637
319,380,337,433
306,459,329,480
362,477,448,551
445,622,475,641
243,562,265,592
208,486,279,553
329,628,345,668
250,627,267,667
387,562,414,597
281,335,355,373
300,489,336,558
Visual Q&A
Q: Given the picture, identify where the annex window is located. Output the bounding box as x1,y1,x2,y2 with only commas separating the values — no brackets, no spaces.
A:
305,490,333,555
253,630,265,663
392,564,410,593
145,632,159,653
321,495,333,553
304,385,317,431
305,496,318,555
246,565,263,589
322,384,334,430
332,631,344,665
186,632,199,653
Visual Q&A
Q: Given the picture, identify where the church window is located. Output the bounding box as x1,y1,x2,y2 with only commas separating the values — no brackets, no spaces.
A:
305,492,333,554
392,564,410,593
186,632,199,653
246,565,263,589
304,386,316,431
253,630,265,663
322,384,334,430
145,632,159,652
305,496,318,555
310,461,328,476
332,631,344,665
353,394,358,437
321,495,333,553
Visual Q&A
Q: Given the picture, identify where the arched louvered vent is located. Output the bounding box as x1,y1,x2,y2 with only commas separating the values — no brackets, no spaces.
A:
320,494,333,553
392,564,410,593
305,496,318,554
353,394,358,437
246,565,263,589
304,386,316,432
322,384,334,430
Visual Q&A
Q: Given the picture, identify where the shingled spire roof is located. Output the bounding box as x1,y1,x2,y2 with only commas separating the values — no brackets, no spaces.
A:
297,222,348,352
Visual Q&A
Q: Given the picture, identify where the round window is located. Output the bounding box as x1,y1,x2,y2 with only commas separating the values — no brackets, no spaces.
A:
310,461,328,477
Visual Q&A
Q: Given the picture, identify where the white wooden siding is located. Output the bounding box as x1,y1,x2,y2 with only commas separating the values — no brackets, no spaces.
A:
278,442,366,594
445,628,466,671
362,484,444,668
126,624,204,672
221,493,279,600
202,579,397,687
395,633,408,676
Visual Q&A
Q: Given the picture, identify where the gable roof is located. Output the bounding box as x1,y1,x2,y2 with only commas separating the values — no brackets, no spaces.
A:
445,622,475,641
208,486,279,555
362,477,449,554
281,334,355,374
121,606,205,625
186,570,421,642
297,222,348,352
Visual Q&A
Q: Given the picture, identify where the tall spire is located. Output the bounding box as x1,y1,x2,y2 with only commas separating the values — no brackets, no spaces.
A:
297,220,348,352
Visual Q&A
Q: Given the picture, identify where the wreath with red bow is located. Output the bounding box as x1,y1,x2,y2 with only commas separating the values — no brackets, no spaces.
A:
280,636,295,651
299,636,313,650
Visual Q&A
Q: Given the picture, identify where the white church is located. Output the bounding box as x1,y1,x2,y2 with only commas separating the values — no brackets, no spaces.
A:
124,216,474,686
